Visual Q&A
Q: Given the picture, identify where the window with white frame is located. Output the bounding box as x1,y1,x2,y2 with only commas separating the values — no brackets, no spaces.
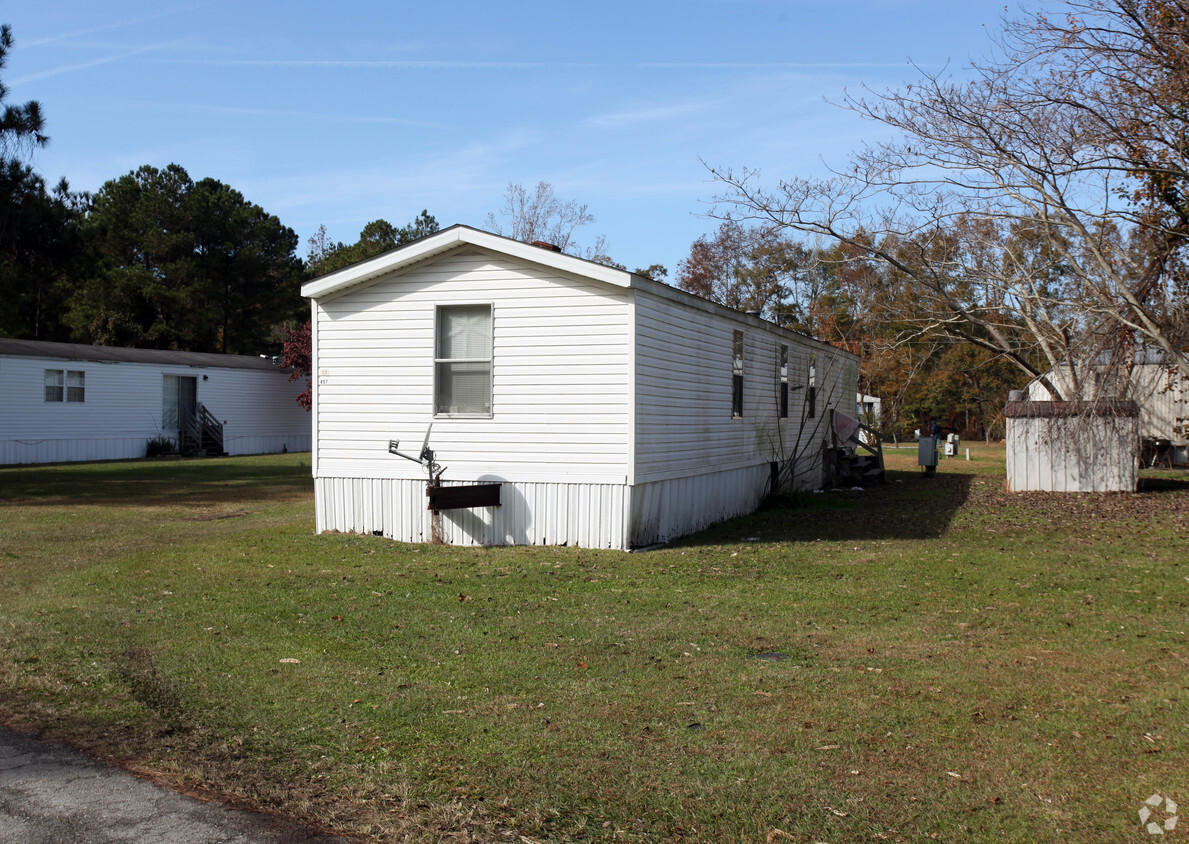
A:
435,304,492,416
779,344,789,418
45,369,85,403
732,330,744,418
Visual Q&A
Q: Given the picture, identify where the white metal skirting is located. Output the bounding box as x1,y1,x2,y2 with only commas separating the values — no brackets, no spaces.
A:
0,437,148,465
629,463,772,547
315,462,775,550
315,477,631,549
1,435,312,465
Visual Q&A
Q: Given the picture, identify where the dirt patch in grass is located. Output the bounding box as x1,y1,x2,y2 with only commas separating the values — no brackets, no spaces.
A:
186,509,249,521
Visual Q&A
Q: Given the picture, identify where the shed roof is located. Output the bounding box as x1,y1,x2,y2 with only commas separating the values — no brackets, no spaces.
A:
0,338,286,372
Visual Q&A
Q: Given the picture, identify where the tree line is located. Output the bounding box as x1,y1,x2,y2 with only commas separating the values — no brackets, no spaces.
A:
0,23,447,357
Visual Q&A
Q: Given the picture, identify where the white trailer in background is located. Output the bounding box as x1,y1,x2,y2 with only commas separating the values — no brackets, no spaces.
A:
0,339,310,465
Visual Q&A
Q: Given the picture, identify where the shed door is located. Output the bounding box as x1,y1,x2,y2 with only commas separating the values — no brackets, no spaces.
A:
163,375,197,432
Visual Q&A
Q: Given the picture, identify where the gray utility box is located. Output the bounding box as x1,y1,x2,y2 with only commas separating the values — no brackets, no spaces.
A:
918,436,939,470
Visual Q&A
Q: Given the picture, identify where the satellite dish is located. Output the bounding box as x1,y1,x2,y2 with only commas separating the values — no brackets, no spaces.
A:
387,424,443,482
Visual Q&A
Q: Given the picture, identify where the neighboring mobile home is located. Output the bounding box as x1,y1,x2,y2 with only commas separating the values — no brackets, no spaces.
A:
1028,348,1188,464
0,339,311,465
302,225,858,550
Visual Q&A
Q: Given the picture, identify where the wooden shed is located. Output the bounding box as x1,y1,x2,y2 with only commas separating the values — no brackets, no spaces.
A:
1005,399,1139,492
301,225,858,549
0,339,311,465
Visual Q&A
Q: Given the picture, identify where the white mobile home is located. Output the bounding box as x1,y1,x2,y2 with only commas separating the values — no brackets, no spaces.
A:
302,225,857,550
0,339,311,465
1028,349,1188,464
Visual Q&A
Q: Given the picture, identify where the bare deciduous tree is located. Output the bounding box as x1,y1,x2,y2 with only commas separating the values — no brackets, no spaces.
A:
710,0,1189,402
485,181,597,255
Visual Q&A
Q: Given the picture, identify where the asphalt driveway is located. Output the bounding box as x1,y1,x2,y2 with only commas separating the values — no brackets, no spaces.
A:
0,727,350,843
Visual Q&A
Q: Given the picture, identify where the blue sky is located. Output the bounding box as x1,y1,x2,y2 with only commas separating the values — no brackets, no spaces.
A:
7,0,1015,276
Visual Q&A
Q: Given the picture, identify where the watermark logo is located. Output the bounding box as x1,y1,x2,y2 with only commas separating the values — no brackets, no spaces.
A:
1139,793,1178,836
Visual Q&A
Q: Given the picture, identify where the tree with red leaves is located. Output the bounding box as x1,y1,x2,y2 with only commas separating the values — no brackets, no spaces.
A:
280,320,312,410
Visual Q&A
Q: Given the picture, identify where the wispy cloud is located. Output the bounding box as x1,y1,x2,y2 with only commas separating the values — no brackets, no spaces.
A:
11,44,181,85
637,61,926,69
211,59,596,71
583,98,726,130
185,58,927,72
249,128,543,218
23,3,215,48
143,101,446,130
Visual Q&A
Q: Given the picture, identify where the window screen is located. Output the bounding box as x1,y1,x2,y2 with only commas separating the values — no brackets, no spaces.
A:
435,305,492,415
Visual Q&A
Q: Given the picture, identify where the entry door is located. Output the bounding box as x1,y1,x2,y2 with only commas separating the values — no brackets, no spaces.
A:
163,375,198,433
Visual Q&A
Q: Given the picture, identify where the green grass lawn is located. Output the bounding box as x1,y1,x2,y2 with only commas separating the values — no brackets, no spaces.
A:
1,449,1186,842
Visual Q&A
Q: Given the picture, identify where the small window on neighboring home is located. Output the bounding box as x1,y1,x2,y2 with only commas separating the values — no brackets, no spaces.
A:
779,345,789,419
732,330,744,418
44,369,85,403
435,304,493,416
807,357,817,419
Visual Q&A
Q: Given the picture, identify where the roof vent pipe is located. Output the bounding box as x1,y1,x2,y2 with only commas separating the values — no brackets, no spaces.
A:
745,309,763,317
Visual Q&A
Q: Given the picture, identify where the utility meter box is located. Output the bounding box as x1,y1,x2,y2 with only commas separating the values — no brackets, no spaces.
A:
918,436,939,472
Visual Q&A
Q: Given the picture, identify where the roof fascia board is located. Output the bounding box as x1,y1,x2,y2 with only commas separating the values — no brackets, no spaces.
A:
301,225,632,300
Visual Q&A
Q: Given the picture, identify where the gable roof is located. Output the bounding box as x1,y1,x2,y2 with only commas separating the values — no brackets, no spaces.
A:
300,224,634,301
0,338,286,372
299,224,856,357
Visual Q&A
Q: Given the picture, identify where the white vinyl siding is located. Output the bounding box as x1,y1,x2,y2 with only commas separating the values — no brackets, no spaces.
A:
1031,362,1189,450
312,247,631,483
633,289,855,488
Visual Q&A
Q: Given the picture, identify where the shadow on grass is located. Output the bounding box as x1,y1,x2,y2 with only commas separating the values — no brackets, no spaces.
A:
0,454,313,507
669,468,977,548
1138,472,1189,494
